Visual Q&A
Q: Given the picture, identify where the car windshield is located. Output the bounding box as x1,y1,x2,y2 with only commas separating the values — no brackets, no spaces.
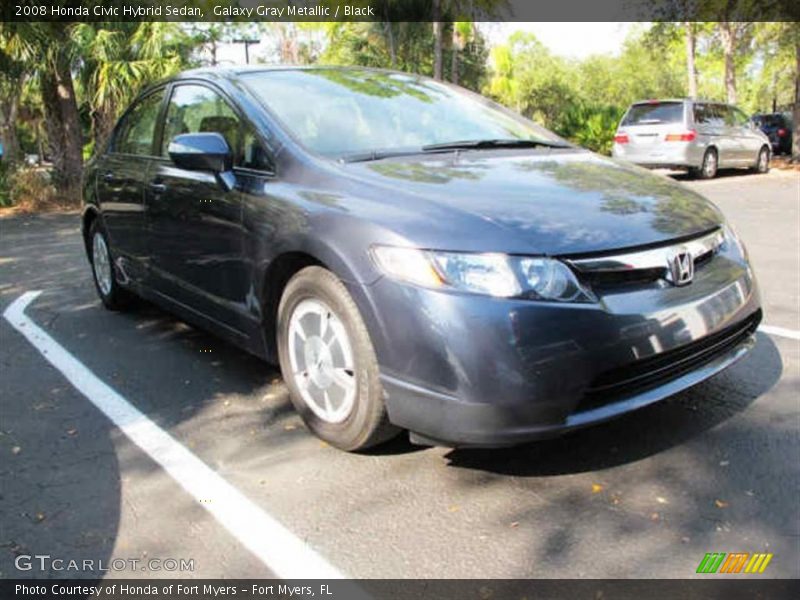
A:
622,102,684,126
242,69,564,158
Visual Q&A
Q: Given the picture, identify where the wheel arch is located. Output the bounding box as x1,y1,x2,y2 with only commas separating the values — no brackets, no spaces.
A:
81,206,100,260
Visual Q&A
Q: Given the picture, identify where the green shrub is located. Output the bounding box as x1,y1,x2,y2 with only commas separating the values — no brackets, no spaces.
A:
554,103,625,155
7,166,58,211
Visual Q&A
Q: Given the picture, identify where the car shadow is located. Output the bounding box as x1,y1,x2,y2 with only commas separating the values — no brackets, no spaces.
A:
668,169,763,182
442,332,782,477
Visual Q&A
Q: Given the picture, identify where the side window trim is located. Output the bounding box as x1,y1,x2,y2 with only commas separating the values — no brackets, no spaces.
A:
108,86,168,158
161,80,276,176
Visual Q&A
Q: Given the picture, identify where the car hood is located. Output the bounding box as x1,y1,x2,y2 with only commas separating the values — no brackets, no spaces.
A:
341,150,724,255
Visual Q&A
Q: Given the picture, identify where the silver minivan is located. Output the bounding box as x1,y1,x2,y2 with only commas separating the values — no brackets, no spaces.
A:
612,99,771,178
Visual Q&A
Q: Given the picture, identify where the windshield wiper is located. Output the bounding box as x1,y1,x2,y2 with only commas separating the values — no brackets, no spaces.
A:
340,149,425,163
422,139,571,152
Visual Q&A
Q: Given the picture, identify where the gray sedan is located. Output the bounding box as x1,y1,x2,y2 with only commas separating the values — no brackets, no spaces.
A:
82,68,762,451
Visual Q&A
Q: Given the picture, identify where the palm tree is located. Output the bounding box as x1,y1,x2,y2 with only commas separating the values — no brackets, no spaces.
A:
72,22,186,153
0,23,83,200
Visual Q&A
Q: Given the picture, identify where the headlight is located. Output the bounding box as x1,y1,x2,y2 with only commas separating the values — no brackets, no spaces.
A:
371,246,594,302
722,224,747,259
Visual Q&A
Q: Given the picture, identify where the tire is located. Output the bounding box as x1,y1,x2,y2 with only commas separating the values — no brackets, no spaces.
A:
277,266,399,451
693,148,718,179
752,146,770,174
88,220,133,311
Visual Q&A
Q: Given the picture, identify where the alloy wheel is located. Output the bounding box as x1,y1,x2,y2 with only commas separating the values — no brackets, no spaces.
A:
287,298,357,424
92,232,113,296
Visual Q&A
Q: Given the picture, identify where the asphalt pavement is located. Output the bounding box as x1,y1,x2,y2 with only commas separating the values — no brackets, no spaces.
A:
1,168,798,579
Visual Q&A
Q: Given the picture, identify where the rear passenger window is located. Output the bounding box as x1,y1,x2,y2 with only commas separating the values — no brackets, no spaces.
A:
705,105,726,127
114,90,165,156
720,105,737,126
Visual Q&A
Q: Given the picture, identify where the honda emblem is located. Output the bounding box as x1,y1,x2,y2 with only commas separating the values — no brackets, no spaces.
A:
668,249,694,286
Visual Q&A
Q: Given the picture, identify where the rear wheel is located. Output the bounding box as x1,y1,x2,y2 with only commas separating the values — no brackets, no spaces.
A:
277,266,399,451
693,148,718,179
752,146,770,174
89,220,132,311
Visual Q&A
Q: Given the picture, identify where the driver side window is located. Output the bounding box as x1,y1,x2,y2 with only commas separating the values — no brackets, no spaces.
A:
161,85,240,158
161,84,273,173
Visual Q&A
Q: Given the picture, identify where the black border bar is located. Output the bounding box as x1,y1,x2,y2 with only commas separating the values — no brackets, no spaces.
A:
4,0,799,23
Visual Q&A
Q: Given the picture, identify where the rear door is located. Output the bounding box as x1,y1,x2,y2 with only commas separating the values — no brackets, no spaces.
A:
617,101,686,161
96,88,166,284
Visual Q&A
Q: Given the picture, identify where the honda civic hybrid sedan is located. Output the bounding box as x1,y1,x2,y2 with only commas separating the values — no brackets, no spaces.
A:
83,67,761,450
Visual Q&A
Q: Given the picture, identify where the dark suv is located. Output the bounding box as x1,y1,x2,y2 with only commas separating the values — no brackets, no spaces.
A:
83,67,761,450
752,112,794,155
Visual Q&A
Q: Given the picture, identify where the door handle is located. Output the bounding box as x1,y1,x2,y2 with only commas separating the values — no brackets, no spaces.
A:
149,182,167,194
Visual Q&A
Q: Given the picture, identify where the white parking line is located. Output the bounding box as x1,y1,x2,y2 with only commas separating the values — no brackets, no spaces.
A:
759,325,800,341
3,291,345,580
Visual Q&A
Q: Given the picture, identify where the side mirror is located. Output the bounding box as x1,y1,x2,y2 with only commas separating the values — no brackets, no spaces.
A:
168,133,235,192
168,132,232,172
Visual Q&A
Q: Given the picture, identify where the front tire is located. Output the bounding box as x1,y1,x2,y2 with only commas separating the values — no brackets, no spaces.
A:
277,266,399,451
752,146,770,174
89,220,132,311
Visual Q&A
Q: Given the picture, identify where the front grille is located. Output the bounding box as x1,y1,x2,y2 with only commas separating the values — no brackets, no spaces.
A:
577,310,761,412
569,228,725,289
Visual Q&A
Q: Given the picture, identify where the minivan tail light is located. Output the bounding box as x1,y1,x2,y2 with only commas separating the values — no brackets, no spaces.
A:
777,128,787,137
665,130,696,142
613,133,629,144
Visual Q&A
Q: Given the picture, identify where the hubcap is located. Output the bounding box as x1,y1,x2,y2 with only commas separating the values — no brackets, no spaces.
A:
92,232,112,296
287,299,356,423
759,150,768,171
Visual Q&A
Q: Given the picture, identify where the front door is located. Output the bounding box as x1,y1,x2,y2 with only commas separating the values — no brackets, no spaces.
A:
145,83,249,333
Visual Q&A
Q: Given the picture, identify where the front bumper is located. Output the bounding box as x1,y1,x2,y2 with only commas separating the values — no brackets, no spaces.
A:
350,246,761,447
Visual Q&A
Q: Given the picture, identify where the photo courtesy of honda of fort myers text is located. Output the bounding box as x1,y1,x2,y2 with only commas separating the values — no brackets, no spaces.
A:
1,1,799,600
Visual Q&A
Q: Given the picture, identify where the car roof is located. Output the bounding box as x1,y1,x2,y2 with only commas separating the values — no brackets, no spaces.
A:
171,64,406,83
629,99,731,106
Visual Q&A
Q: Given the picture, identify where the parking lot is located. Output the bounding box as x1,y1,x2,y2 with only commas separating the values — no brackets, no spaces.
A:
1,168,798,579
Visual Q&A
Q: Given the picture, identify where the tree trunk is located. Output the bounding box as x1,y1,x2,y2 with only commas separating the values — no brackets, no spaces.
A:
0,96,22,167
451,44,459,85
793,36,800,162
685,22,698,99
385,23,397,68
41,54,83,202
432,0,442,80
719,22,737,104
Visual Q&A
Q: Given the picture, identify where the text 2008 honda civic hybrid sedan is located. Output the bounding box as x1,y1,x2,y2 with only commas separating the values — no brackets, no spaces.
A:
82,67,761,450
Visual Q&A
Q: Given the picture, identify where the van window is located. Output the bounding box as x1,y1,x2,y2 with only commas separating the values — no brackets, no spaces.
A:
622,102,684,126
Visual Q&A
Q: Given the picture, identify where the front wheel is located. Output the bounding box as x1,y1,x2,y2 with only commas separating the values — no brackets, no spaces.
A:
752,146,770,174
277,266,399,451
